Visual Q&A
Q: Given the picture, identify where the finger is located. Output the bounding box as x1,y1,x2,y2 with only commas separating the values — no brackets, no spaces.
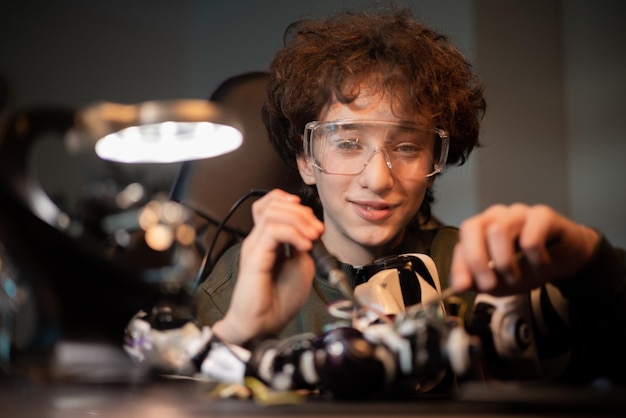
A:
450,243,475,292
246,221,316,261
518,204,558,268
251,189,301,219
483,203,530,285
253,196,324,247
458,208,501,291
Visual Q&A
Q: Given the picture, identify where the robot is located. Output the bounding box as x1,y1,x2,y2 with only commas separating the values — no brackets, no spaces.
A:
124,250,571,399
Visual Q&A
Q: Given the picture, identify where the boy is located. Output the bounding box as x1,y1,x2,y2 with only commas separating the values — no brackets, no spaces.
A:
194,8,626,385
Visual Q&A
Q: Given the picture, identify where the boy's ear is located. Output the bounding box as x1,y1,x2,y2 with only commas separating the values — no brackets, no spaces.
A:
296,155,316,185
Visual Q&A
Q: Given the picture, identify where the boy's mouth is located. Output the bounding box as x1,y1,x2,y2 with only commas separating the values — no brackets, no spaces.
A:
351,201,394,221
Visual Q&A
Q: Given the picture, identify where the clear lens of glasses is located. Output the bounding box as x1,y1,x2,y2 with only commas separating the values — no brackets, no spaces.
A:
304,120,449,178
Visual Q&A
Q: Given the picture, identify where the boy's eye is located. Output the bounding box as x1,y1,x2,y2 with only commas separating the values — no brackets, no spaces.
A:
331,137,361,151
393,142,422,154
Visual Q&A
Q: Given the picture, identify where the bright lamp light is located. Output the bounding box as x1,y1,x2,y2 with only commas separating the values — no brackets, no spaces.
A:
81,100,244,163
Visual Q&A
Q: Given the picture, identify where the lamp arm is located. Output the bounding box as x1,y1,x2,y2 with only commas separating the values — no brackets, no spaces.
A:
0,106,77,227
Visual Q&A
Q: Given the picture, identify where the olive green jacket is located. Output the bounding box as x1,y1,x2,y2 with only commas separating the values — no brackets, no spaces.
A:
193,225,460,338
193,225,626,383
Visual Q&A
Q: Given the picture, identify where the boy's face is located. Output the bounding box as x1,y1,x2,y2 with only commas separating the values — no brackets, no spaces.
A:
297,87,435,264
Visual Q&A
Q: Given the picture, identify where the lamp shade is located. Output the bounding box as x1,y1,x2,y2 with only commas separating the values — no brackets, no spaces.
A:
80,100,244,163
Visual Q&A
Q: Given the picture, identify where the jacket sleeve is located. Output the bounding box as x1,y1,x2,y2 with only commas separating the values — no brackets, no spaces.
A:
192,244,242,326
551,235,626,383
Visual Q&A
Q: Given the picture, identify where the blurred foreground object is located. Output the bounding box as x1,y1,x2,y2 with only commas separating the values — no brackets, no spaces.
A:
123,253,480,400
0,99,243,382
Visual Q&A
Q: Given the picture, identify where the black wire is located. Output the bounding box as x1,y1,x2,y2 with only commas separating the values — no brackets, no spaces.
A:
192,189,268,289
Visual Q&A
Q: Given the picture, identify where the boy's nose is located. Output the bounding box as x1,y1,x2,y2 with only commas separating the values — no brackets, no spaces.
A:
362,147,393,171
358,147,395,191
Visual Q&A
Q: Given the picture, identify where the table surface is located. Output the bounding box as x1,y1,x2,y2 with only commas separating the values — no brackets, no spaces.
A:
1,340,624,417
2,378,626,418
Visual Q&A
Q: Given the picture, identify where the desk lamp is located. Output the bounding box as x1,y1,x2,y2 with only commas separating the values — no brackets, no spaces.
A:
0,99,243,378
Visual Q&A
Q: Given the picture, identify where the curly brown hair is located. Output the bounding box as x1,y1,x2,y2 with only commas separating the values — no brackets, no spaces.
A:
262,7,485,222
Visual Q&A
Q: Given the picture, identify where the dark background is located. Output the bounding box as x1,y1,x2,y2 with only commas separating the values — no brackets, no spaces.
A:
1,0,625,248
